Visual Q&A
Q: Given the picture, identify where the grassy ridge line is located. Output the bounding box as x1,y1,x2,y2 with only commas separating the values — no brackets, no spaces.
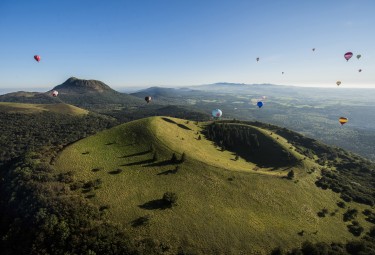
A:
0,102,88,115
54,116,372,254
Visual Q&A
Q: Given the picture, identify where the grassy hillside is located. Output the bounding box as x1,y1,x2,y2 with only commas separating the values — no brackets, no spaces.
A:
54,117,374,254
0,102,89,115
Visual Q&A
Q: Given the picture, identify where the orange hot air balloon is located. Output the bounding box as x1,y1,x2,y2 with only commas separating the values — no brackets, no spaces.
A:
339,117,348,126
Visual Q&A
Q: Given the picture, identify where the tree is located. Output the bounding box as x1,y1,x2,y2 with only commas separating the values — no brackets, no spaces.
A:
170,153,177,163
152,152,158,162
162,192,178,207
180,152,186,162
235,155,239,161
197,135,201,140
287,170,295,180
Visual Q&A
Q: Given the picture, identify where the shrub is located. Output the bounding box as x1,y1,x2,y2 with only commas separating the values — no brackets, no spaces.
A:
343,209,358,222
162,192,178,207
337,201,345,208
347,221,364,236
287,170,295,180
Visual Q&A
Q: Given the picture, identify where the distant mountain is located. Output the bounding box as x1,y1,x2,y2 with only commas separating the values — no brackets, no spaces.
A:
0,77,145,111
51,77,114,94
131,86,207,105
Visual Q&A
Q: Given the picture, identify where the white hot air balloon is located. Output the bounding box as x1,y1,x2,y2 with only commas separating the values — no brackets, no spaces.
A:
212,109,222,118
52,90,59,97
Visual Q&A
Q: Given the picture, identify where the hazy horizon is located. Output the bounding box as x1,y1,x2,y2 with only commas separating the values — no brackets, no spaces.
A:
0,0,374,89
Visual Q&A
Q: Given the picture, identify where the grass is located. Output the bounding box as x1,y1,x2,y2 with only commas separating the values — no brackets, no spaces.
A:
54,116,373,254
0,102,88,115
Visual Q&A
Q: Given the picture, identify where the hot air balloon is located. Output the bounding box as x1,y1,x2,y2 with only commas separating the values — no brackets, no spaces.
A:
357,54,361,60
34,55,41,62
312,48,315,51
359,69,362,72
145,96,152,103
212,109,222,118
256,57,260,62
282,72,284,75
339,117,348,126
344,52,353,61
257,101,264,108
336,81,341,86
262,96,267,100
52,90,58,97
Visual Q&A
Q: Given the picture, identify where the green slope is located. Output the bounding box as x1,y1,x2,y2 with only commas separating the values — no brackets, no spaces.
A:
0,102,89,115
54,117,373,254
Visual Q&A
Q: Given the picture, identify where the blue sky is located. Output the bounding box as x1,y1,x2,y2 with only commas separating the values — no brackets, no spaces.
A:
0,0,374,89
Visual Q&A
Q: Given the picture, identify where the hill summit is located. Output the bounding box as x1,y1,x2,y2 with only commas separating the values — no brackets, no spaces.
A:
53,77,114,94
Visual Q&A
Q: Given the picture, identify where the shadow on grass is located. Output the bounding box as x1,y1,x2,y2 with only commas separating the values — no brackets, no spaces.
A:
105,142,116,145
118,150,150,158
177,123,192,130
145,159,178,167
139,199,171,210
157,168,178,175
162,117,177,124
108,169,123,175
121,159,154,166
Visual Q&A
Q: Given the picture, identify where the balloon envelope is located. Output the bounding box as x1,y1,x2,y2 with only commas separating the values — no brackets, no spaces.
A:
52,90,58,97
358,69,362,72
212,109,222,118
339,117,348,125
344,52,353,61
357,54,361,60
257,101,264,108
145,96,152,103
256,57,259,62
336,81,341,86
312,48,315,51
34,55,41,62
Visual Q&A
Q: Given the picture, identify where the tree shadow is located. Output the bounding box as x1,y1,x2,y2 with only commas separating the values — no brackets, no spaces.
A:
121,159,154,166
139,199,171,210
92,167,103,172
108,169,123,174
131,216,150,227
145,159,177,167
162,117,177,124
105,142,116,145
118,150,150,158
82,151,90,155
177,124,192,130
157,168,178,175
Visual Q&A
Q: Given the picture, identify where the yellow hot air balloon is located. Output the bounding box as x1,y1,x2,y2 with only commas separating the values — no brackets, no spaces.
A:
339,117,348,126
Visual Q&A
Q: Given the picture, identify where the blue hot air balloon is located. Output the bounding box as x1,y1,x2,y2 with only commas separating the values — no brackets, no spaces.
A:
257,101,264,108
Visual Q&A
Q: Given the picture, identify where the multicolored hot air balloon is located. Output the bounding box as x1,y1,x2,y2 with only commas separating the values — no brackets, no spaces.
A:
257,101,264,108
145,96,152,103
357,54,361,60
339,117,348,126
336,81,341,86
344,52,353,61
256,57,260,62
34,55,41,62
51,90,58,97
212,109,222,118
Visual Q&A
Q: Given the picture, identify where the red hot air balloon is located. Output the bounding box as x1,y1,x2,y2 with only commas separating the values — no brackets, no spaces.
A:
34,55,41,62
344,52,353,61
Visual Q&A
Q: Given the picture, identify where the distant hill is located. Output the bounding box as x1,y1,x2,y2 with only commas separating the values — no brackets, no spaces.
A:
131,86,203,105
0,102,89,115
54,116,375,254
0,77,145,111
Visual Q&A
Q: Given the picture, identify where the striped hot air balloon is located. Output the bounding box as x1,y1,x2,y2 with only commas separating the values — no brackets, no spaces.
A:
339,117,348,126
